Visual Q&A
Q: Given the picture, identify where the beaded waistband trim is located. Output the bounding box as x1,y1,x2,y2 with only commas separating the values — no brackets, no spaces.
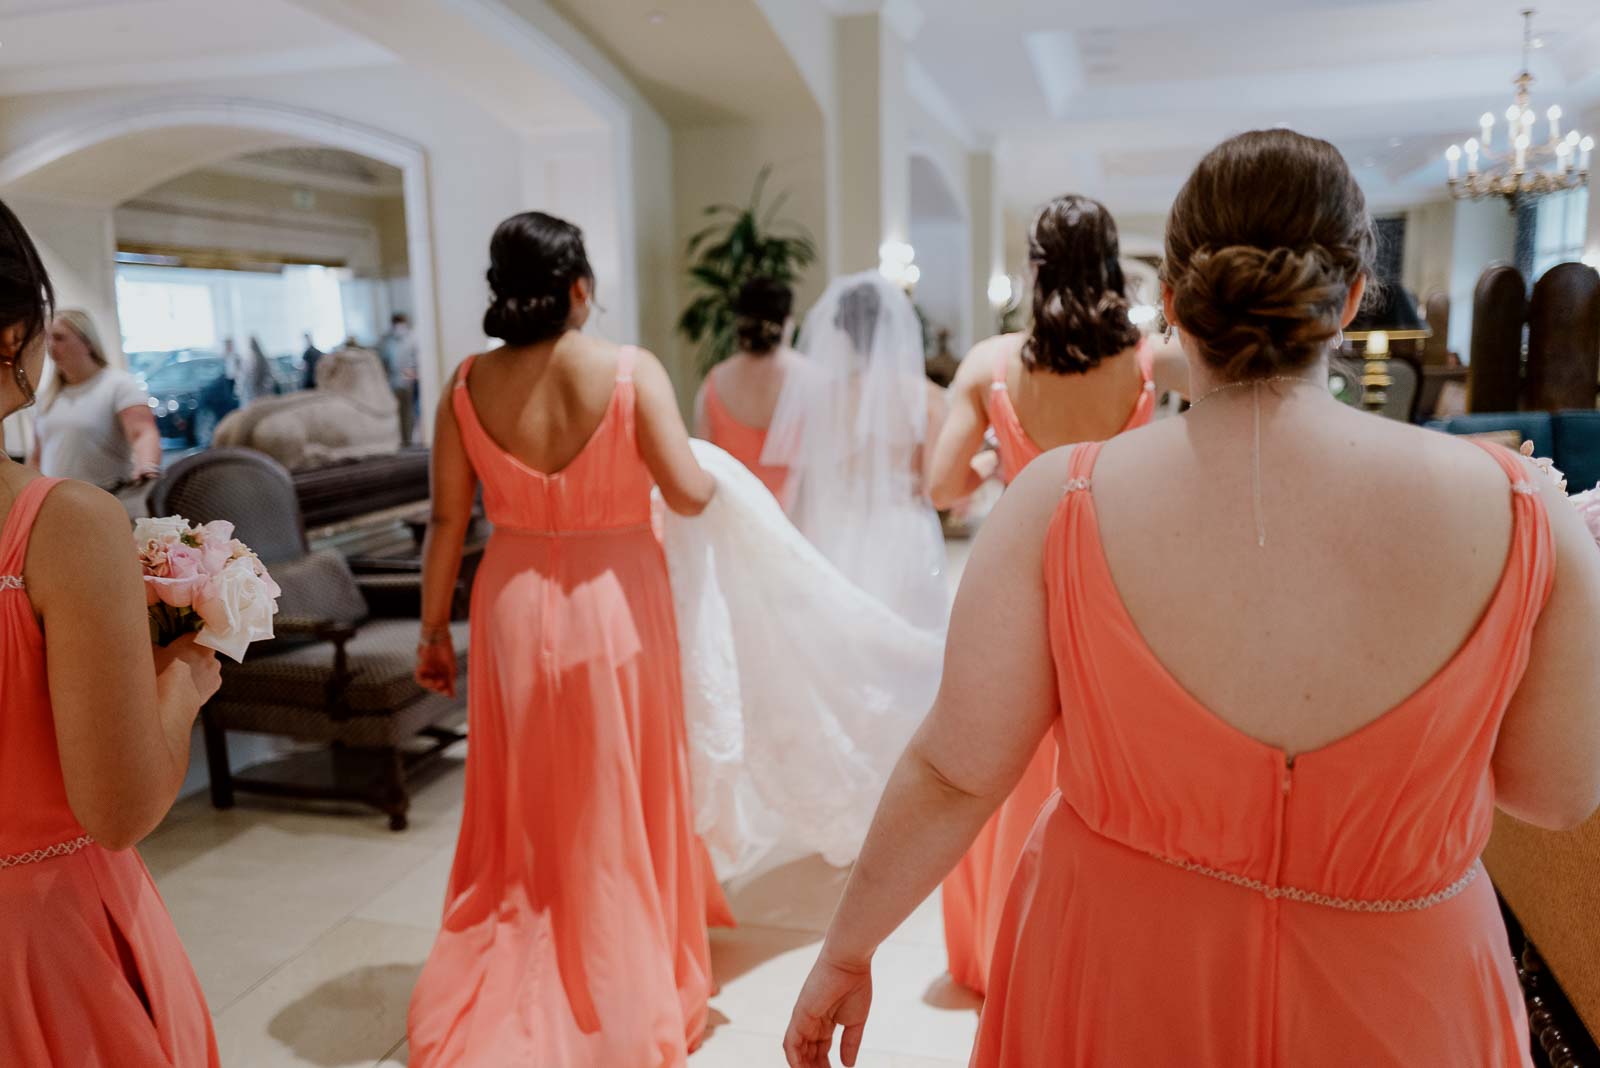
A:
0,575,23,591
493,521,653,538
1153,853,1481,913
0,835,95,870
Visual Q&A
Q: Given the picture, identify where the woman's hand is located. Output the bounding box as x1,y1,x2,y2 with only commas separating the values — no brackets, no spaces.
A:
783,954,874,1068
153,633,222,714
416,633,458,697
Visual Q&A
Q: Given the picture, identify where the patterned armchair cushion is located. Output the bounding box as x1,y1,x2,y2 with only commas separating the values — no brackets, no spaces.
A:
218,619,468,718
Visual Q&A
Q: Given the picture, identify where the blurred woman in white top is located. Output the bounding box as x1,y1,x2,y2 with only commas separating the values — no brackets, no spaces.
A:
30,310,160,489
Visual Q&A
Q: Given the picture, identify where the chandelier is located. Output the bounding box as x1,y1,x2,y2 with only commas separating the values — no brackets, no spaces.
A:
1444,8,1590,209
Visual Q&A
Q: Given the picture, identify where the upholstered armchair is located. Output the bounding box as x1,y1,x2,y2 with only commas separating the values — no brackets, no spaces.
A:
149,448,467,829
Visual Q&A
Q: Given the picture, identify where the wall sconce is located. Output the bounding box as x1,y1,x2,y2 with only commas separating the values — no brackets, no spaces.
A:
987,273,1014,308
879,240,917,288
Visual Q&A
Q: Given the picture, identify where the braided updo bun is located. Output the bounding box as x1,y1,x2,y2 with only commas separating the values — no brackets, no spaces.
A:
483,211,594,346
733,277,793,356
1024,194,1141,375
1162,129,1375,379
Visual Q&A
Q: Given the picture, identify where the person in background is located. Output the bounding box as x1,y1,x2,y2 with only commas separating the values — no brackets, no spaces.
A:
29,309,160,490
925,327,959,389
694,276,799,500
0,196,222,1066
301,331,323,390
408,212,726,1066
927,194,1185,996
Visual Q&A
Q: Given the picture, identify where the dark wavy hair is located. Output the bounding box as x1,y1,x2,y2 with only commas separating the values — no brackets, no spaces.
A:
0,198,53,408
734,277,793,356
483,212,594,346
1161,129,1376,379
1024,194,1141,375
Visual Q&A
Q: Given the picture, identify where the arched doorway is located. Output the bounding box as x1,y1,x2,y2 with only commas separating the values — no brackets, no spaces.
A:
0,98,440,441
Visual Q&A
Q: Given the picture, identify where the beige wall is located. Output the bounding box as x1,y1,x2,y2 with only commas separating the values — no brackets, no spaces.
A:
673,118,829,373
1447,197,1519,358
1402,199,1455,306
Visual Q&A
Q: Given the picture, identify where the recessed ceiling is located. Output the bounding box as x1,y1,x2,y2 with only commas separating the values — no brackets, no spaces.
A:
906,0,1600,216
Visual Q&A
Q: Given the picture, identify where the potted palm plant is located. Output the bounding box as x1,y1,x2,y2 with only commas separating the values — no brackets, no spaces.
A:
678,166,818,373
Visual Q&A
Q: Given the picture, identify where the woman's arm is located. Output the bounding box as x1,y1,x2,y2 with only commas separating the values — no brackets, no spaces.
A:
117,405,163,479
1494,469,1600,830
925,344,997,510
635,348,716,516
692,380,710,439
785,450,1069,1067
415,370,476,696
29,481,221,849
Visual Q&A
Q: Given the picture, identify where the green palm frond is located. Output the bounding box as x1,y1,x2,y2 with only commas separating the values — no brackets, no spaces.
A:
678,164,818,374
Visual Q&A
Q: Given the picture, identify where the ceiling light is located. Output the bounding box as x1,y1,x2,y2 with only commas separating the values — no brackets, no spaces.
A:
647,10,667,24
1443,8,1587,206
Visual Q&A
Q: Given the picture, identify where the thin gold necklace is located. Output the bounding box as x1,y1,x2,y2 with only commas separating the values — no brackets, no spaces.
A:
1184,376,1326,548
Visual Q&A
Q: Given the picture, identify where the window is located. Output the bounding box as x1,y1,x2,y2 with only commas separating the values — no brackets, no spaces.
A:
1532,187,1589,280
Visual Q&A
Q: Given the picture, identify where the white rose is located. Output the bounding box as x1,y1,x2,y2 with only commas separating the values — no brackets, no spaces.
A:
193,558,280,662
134,515,193,546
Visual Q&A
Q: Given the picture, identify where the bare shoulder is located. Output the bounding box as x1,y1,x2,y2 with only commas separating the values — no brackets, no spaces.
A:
998,445,1078,528
26,480,136,597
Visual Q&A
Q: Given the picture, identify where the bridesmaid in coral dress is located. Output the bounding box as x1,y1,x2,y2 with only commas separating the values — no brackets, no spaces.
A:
409,212,728,1067
786,131,1600,1068
926,194,1184,995
0,199,221,1066
694,277,798,501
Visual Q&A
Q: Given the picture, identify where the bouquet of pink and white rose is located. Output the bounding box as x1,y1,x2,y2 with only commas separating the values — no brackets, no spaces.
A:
1520,441,1600,545
135,516,281,663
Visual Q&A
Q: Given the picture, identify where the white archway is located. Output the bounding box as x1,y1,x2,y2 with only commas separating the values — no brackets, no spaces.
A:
0,97,444,437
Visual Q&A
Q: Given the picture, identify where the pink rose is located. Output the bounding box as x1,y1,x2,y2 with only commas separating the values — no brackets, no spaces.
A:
144,541,210,608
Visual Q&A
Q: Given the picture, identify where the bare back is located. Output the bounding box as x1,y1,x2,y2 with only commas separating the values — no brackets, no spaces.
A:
994,333,1147,450
460,333,623,476
710,349,799,430
1087,394,1525,756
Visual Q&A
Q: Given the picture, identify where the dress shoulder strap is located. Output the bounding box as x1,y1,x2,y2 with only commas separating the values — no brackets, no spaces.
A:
453,354,477,391
1064,440,1103,495
617,346,639,383
0,478,65,581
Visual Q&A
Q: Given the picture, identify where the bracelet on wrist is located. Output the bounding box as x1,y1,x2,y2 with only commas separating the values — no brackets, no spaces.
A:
418,626,452,646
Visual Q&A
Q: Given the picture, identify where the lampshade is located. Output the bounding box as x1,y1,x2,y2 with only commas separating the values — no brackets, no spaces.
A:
1345,284,1431,342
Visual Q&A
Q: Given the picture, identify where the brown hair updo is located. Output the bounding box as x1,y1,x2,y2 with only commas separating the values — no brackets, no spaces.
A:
1162,129,1376,379
483,211,594,346
1024,194,1141,375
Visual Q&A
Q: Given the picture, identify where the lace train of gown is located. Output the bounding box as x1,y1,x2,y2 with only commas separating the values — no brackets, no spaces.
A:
661,441,944,881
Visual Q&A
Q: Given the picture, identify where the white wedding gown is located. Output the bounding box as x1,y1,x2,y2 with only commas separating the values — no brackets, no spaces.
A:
661,441,945,881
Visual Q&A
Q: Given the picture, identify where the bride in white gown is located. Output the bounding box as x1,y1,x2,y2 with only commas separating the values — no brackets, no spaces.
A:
659,272,951,881
762,272,950,632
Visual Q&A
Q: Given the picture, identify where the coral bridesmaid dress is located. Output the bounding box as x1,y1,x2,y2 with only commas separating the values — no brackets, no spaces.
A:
702,371,788,501
0,478,219,1067
942,341,1156,995
408,349,731,1068
971,441,1542,1066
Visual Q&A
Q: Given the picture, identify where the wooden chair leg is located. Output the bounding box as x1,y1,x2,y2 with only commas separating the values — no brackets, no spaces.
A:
201,709,235,811
383,746,410,831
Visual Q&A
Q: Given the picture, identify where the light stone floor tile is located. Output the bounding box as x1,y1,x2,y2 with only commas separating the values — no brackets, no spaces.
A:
213,918,434,1068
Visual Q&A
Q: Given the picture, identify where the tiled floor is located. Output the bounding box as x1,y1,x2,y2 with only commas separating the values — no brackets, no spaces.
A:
141,750,979,1068
139,535,982,1067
